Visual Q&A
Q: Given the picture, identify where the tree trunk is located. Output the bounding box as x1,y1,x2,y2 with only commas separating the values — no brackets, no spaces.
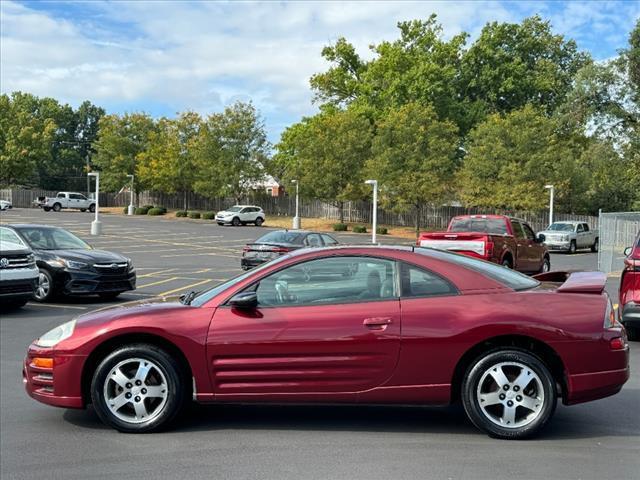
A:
183,190,189,211
414,202,421,238
338,201,344,224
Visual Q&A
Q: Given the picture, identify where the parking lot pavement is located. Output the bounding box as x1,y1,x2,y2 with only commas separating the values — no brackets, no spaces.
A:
1,208,637,480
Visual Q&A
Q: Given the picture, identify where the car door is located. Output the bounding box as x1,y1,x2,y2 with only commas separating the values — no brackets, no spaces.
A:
510,221,531,271
207,255,401,397
521,222,544,271
240,207,254,222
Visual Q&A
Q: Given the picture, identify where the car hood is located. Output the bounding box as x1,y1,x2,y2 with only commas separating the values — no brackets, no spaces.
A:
538,230,573,236
37,249,128,263
74,296,185,327
216,210,238,215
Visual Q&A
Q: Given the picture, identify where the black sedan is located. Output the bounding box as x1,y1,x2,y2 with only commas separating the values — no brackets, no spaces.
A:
3,224,136,302
241,230,339,270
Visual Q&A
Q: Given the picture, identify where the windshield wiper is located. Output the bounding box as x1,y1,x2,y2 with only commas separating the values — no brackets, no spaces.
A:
180,290,198,305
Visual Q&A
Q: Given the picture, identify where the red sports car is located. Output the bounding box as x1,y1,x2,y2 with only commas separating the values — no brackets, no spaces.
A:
24,246,629,439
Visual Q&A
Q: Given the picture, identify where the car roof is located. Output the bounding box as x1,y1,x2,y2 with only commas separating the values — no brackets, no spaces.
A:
230,205,261,208
3,224,63,230
549,220,583,225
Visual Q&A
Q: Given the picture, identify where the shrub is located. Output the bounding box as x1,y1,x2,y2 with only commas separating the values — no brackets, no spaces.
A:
175,210,188,217
333,223,348,231
353,225,367,233
142,204,154,210
147,207,165,216
376,227,388,235
188,211,201,219
155,206,167,214
202,212,216,220
134,207,150,215
122,206,128,214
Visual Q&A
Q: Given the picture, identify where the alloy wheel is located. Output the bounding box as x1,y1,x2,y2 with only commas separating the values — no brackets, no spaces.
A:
476,361,545,429
34,273,50,301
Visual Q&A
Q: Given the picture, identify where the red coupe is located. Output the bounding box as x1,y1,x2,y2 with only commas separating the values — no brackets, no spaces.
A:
24,246,629,439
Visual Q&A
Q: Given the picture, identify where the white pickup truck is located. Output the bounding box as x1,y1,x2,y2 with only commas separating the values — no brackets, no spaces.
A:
36,192,96,213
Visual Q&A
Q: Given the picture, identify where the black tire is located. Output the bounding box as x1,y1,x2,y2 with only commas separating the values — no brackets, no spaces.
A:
231,216,240,226
89,204,96,213
625,325,638,341
568,241,577,254
539,256,551,274
502,257,513,269
80,208,87,212
462,349,557,439
52,203,62,212
33,269,55,302
217,222,224,226
90,344,187,433
591,238,599,253
98,291,123,300
43,207,51,212
255,217,263,226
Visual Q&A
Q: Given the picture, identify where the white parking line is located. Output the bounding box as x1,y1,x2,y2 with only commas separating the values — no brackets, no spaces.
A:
26,303,88,310
136,276,181,289
158,278,214,296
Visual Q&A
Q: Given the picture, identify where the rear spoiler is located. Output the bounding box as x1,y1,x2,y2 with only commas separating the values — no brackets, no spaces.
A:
533,271,607,294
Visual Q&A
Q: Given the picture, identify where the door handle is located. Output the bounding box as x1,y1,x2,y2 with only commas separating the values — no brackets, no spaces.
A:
363,317,393,329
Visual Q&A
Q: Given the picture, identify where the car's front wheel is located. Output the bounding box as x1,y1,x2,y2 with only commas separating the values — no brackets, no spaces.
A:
568,241,577,254
591,238,599,253
91,344,186,433
255,217,263,226
33,269,55,302
231,217,240,226
462,349,557,439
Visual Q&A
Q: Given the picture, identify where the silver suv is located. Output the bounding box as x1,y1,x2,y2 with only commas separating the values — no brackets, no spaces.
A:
216,205,265,226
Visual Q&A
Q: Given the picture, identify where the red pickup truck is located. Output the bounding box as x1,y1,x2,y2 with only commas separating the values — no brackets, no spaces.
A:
417,215,550,274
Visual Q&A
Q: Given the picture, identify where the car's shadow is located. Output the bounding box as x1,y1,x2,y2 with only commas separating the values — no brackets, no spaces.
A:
63,388,640,441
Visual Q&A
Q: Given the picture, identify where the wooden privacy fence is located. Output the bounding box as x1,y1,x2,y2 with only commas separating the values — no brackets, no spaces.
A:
1,188,598,233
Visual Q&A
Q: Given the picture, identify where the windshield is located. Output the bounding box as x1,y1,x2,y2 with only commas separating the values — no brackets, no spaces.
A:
547,223,575,232
0,227,26,247
416,248,539,291
226,206,242,212
18,227,91,250
255,231,303,244
449,218,508,235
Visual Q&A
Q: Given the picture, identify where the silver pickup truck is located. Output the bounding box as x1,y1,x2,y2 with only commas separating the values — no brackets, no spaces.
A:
537,221,599,254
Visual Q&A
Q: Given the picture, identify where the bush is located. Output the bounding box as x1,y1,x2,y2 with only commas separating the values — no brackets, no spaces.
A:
155,206,167,214
147,207,165,216
142,204,154,210
333,223,348,231
175,210,188,217
376,227,388,235
202,212,216,220
353,225,367,233
188,211,201,219
122,206,128,214
134,207,150,215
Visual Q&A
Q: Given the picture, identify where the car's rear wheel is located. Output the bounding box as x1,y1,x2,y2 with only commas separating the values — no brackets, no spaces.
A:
89,204,96,213
462,349,557,439
539,256,550,274
91,344,186,433
52,203,62,212
502,257,513,269
591,238,599,253
231,217,240,226
255,217,263,226
33,269,55,302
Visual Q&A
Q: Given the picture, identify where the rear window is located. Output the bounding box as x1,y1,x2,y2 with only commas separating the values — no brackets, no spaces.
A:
449,218,508,235
256,231,303,244
415,248,540,291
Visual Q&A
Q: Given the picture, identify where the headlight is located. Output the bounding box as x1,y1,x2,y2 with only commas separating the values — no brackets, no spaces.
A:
127,258,135,272
44,258,65,268
35,320,76,347
26,253,36,266
65,260,88,270
561,235,569,241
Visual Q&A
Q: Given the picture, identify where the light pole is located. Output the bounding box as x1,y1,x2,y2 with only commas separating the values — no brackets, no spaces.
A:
88,172,102,235
126,174,135,215
365,179,378,244
544,184,554,226
291,179,300,229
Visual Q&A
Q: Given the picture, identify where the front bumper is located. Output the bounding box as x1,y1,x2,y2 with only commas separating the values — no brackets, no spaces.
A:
54,268,136,295
23,344,86,409
544,241,571,251
0,277,38,300
621,302,640,328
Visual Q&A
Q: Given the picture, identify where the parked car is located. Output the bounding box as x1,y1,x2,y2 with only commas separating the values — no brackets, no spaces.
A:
620,230,640,341
537,221,599,254
0,235,38,309
418,215,550,274
216,205,264,226
0,199,12,211
35,192,95,212
1,225,136,301
24,245,628,438
241,230,339,269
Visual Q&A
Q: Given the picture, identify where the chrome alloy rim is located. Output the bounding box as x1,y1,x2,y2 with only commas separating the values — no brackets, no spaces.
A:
103,358,168,424
35,273,50,300
542,260,550,272
476,361,545,429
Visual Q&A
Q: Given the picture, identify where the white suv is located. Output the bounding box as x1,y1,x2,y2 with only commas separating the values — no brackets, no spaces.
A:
216,205,265,226
0,235,38,308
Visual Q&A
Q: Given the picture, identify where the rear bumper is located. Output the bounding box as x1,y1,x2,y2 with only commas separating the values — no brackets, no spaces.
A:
621,302,640,328
565,363,630,405
241,257,266,270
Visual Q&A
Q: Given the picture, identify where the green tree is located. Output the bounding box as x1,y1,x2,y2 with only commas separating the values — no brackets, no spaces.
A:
274,107,373,223
368,102,459,235
93,113,156,199
195,102,270,204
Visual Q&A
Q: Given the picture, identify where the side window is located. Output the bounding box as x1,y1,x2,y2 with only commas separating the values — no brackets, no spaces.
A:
400,263,457,298
240,208,249,213
304,234,322,247
254,257,397,307
582,223,589,232
577,224,584,233
57,193,66,198
321,234,338,246
69,194,80,200
77,194,87,201
511,221,525,239
522,224,536,241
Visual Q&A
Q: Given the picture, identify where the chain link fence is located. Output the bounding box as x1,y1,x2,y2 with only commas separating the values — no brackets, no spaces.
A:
598,211,640,274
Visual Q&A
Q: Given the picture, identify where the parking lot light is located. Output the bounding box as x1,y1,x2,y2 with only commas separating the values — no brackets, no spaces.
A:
544,184,554,226
365,179,378,244
88,172,102,235
291,179,300,229
127,174,135,216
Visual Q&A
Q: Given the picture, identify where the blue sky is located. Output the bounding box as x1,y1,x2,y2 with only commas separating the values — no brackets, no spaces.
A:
2,1,639,142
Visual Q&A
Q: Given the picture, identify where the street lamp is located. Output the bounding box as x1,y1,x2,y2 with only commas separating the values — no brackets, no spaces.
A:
126,174,135,216
291,179,300,229
365,179,378,244
88,172,101,235
544,184,554,227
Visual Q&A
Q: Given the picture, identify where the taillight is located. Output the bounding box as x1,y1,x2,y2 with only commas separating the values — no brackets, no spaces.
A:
603,296,617,328
272,247,291,253
242,246,250,252
609,337,625,350
485,241,494,258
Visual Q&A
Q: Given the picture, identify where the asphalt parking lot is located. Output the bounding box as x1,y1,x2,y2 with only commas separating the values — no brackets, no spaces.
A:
1,208,637,480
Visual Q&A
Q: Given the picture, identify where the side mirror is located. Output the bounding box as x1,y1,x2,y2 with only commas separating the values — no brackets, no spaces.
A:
229,291,257,309
624,246,632,256
537,233,546,243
